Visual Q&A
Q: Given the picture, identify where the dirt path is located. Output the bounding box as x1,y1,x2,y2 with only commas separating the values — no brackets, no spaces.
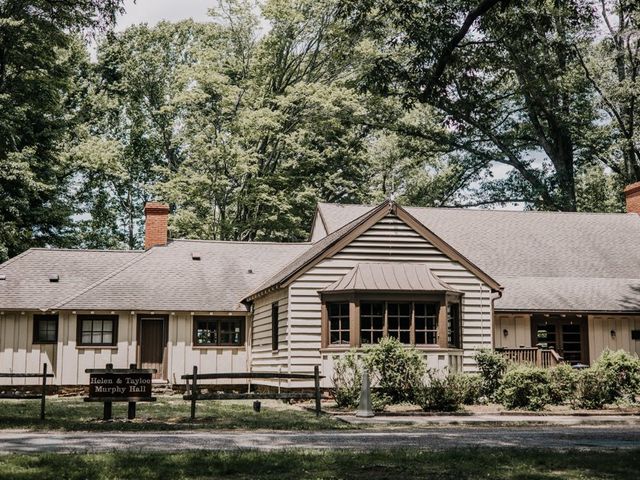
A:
0,426,638,454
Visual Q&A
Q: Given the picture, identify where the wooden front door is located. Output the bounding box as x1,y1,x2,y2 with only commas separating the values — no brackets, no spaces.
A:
139,316,167,379
532,315,589,365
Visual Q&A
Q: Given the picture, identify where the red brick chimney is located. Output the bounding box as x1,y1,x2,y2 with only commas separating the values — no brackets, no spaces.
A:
144,202,170,249
624,182,640,214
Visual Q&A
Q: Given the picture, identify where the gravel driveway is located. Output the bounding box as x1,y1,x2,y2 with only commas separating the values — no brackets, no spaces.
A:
1,426,638,454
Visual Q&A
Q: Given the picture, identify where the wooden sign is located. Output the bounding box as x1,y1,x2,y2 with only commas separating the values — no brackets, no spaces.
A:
89,372,152,399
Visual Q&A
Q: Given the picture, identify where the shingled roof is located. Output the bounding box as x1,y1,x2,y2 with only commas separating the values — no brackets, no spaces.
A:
316,203,640,312
0,249,142,310
53,239,311,312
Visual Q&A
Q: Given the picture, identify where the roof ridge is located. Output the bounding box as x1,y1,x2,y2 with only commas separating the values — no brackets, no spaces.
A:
319,202,632,216
170,239,311,246
26,248,143,253
51,248,151,310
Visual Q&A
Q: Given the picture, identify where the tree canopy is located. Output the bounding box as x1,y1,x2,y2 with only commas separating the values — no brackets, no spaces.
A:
0,0,636,258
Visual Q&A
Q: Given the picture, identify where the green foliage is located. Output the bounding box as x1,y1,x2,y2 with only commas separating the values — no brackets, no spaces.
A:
0,1,125,259
363,337,425,404
548,363,578,405
575,350,640,408
454,374,483,406
497,366,551,411
474,349,508,400
331,350,362,409
416,371,463,412
575,368,612,410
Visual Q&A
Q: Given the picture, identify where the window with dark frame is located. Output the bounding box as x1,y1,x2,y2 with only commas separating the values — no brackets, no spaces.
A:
415,303,438,345
359,301,441,346
447,303,462,348
194,316,244,346
387,302,411,344
78,315,118,346
271,302,279,350
360,302,384,345
328,302,350,345
33,314,58,344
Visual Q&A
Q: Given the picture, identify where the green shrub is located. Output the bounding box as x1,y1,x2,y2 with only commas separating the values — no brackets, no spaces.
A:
363,337,425,404
575,368,611,409
416,371,463,412
549,363,578,405
331,350,362,408
454,373,483,405
497,366,550,411
593,350,640,403
474,349,508,400
574,350,640,409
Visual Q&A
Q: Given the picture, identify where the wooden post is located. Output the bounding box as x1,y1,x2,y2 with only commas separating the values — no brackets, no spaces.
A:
40,363,47,421
190,365,197,420
314,365,321,416
127,363,137,420
104,363,113,421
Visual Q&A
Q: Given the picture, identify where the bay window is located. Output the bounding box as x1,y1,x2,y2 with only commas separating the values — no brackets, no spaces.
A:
323,295,462,349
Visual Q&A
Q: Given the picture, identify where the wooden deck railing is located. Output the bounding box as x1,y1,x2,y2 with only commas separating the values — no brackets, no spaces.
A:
496,347,562,368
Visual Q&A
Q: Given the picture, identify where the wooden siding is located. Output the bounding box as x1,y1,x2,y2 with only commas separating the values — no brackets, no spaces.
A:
250,290,289,380
0,312,56,385
588,315,640,363
288,214,494,378
166,313,248,385
494,314,532,348
1,311,248,385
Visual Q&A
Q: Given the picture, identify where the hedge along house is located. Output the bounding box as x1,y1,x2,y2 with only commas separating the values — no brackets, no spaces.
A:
1,184,640,388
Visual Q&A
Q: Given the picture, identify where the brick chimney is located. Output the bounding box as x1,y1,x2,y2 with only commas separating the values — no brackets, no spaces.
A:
144,202,170,249
624,182,640,214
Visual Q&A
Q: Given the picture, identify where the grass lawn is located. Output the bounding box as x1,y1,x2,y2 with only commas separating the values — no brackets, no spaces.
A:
0,448,637,479
0,397,347,431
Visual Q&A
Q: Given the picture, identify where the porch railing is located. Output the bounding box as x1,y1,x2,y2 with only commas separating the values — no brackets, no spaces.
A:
496,347,563,368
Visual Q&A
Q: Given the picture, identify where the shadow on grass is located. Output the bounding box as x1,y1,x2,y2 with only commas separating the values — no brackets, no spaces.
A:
0,398,348,431
0,448,638,480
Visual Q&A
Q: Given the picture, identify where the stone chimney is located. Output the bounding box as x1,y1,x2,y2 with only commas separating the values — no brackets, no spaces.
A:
624,182,640,214
144,202,170,249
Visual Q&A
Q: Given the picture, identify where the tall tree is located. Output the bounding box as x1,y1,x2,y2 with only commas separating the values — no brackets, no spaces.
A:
342,0,599,211
0,0,125,260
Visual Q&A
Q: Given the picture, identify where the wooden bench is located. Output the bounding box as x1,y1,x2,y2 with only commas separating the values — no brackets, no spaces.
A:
182,366,324,419
0,363,54,420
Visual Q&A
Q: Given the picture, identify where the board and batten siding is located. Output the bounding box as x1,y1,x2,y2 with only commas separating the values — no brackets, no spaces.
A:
0,311,56,385
166,313,248,385
588,315,640,362
1,311,249,385
287,214,494,383
250,290,289,381
493,314,532,349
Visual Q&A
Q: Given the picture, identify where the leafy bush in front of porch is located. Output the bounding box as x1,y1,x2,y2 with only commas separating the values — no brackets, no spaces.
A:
497,366,551,411
548,363,578,405
575,350,640,409
416,371,464,412
474,349,508,400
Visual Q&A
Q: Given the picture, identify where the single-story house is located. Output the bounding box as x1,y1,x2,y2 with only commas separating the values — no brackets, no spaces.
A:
2,183,640,387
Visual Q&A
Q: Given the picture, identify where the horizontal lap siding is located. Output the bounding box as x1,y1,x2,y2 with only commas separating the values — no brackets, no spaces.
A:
250,290,289,384
588,315,640,363
167,313,248,385
288,215,493,377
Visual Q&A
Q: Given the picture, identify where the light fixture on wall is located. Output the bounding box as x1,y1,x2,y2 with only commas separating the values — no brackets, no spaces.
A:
610,330,616,338
503,329,509,337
